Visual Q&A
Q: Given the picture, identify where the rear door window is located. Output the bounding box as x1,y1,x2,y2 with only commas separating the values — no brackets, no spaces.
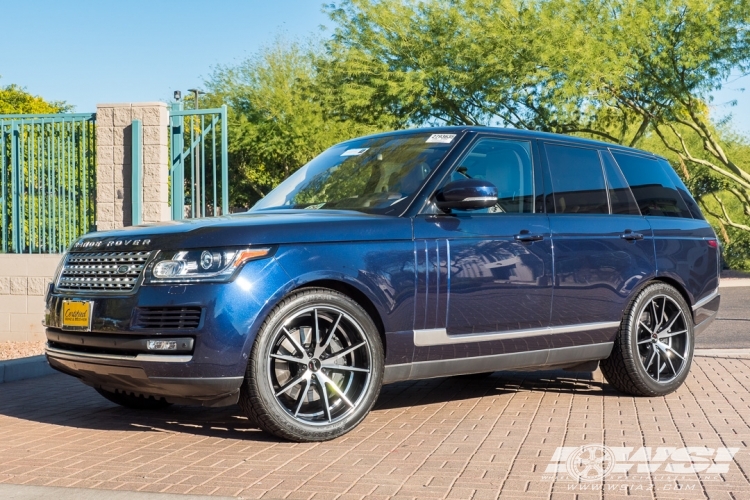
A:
600,151,641,215
543,143,609,214
611,152,692,218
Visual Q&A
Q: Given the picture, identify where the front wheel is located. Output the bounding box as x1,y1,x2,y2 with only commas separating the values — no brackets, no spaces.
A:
239,288,384,442
601,282,694,397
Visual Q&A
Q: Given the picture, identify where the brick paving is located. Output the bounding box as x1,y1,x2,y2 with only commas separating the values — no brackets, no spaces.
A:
1,355,750,499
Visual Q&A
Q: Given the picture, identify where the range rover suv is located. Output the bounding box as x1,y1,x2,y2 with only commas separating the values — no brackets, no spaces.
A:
45,127,720,442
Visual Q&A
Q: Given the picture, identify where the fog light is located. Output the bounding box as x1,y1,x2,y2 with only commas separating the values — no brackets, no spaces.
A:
147,340,178,351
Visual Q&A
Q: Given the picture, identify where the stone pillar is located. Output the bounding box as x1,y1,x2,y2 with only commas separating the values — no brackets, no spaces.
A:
95,102,170,231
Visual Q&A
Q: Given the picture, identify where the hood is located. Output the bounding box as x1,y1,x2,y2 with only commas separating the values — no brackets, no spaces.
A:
70,210,413,252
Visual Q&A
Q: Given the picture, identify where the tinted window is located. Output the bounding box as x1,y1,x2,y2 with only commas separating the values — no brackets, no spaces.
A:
446,138,534,214
600,151,641,215
612,152,692,218
659,159,704,220
545,144,608,214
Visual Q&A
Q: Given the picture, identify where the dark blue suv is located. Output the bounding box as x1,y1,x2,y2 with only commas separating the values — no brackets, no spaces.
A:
45,128,720,441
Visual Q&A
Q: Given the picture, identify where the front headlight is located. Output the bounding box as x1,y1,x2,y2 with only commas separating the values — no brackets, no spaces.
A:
146,246,275,283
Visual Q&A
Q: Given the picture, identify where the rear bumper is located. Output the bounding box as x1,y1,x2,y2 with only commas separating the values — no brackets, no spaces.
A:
693,290,720,336
46,345,243,407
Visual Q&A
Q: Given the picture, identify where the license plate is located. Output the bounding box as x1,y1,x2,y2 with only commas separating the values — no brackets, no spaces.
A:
62,300,93,331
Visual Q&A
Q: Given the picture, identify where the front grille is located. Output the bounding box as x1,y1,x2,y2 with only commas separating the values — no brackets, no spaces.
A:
133,307,202,329
57,251,152,292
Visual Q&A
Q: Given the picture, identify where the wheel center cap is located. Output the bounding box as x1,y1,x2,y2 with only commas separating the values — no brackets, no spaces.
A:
308,358,322,372
652,333,658,340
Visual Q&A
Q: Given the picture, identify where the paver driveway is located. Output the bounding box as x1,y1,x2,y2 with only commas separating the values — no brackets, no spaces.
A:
1,353,750,500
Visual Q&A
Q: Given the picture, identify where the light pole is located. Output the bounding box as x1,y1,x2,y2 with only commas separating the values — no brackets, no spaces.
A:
187,89,205,217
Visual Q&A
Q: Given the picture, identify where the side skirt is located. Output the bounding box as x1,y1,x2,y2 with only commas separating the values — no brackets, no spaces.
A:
383,342,614,384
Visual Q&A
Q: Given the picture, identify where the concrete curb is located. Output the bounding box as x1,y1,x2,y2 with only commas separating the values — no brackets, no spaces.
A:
720,278,750,288
694,348,750,359
0,355,56,384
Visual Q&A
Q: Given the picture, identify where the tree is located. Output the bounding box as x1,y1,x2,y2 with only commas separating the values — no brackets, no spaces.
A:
0,80,70,114
324,0,750,266
203,39,392,208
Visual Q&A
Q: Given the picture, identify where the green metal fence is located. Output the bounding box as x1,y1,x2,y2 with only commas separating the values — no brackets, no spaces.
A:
0,113,96,253
169,103,228,220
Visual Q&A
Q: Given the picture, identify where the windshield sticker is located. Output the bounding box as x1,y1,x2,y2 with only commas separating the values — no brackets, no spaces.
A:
303,203,326,210
426,134,456,143
341,148,369,157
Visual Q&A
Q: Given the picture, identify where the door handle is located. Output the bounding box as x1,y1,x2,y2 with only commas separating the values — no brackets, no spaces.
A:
620,231,644,241
514,233,544,242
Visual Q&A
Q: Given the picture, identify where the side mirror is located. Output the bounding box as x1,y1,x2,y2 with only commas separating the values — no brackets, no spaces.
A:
434,179,498,211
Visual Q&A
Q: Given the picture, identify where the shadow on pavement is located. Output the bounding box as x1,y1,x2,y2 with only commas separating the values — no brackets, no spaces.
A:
0,368,610,441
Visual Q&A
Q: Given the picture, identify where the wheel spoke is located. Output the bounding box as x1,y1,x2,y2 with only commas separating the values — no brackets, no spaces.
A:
315,374,332,423
658,329,687,340
321,363,370,373
270,353,306,365
294,376,312,416
316,371,354,408
661,297,669,327
664,344,686,361
314,313,342,359
651,300,661,330
656,350,661,381
639,320,653,334
282,326,307,359
314,308,320,347
661,310,683,333
645,348,657,370
664,350,677,374
637,337,653,345
326,341,366,363
275,372,307,397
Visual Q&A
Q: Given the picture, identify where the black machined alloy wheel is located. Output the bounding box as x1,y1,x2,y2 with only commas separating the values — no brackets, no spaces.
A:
240,288,384,442
635,295,690,383
601,282,695,397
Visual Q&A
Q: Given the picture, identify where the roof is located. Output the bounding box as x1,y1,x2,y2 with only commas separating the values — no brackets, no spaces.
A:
346,125,663,160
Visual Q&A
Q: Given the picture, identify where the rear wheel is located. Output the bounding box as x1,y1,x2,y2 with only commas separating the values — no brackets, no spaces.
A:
239,288,384,442
601,283,693,397
95,388,172,410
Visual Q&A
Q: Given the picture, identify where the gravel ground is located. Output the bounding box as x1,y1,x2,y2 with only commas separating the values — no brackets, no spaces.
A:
0,341,46,361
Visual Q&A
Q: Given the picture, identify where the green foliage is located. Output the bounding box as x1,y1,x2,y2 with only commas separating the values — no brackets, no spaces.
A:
203,39,391,208
0,80,71,114
323,0,750,267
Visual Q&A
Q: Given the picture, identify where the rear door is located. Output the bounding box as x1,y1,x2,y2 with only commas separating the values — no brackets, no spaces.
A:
610,151,719,304
541,142,655,341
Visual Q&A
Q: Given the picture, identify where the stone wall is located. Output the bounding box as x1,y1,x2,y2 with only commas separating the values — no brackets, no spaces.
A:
95,102,170,230
0,254,62,342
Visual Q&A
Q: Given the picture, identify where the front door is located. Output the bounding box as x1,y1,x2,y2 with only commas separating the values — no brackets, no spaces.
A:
412,136,553,361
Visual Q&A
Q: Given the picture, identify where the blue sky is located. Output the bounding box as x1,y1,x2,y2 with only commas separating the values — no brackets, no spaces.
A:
1,0,748,134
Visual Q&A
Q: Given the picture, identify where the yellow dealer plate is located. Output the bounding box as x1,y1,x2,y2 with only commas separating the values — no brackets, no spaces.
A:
62,300,92,331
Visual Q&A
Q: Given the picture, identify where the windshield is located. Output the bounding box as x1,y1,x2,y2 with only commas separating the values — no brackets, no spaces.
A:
251,132,459,214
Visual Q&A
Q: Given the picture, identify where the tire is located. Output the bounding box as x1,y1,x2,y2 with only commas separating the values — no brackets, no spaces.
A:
600,282,694,397
95,388,172,410
239,288,384,442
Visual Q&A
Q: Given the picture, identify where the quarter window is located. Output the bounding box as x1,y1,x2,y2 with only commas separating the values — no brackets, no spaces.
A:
446,138,534,214
612,152,693,218
544,144,608,214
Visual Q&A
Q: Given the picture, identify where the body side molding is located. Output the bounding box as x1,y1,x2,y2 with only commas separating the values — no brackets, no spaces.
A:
413,321,621,347
383,342,614,384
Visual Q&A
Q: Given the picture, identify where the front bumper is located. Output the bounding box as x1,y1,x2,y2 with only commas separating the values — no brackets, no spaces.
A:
44,257,290,406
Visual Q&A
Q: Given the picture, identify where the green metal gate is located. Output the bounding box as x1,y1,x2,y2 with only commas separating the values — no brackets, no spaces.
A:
0,113,96,253
169,104,228,220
